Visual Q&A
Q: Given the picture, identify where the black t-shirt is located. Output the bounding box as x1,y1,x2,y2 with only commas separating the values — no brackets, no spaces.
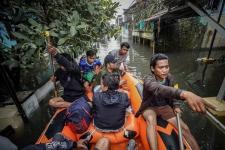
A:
93,91,130,131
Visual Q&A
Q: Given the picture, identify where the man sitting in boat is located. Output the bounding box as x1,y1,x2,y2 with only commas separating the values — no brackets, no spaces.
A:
135,53,215,150
94,54,127,90
93,73,130,132
95,54,118,85
48,45,85,108
109,42,130,71
79,49,102,87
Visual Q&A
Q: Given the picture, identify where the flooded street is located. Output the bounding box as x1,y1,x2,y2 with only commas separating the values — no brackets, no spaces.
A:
2,0,225,149
14,37,225,149
10,95,52,148
98,37,225,150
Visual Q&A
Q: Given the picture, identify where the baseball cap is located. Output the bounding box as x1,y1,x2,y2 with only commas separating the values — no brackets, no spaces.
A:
104,54,117,64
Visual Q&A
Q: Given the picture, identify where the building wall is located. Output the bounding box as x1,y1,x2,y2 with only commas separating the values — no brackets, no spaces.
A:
201,15,225,48
157,17,207,52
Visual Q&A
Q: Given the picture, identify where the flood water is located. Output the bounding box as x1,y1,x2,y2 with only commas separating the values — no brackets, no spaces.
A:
98,37,225,150
13,37,225,149
8,94,52,149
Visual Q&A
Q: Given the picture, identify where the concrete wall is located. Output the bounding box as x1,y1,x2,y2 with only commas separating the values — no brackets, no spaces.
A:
21,81,54,118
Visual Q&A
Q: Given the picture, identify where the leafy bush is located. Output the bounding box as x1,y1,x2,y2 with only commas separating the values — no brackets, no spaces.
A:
0,0,119,90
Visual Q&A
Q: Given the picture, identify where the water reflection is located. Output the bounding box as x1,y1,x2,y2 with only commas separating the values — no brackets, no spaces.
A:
13,95,51,148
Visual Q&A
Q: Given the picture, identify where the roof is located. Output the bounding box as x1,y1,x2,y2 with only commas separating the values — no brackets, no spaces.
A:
144,5,198,22
144,9,168,22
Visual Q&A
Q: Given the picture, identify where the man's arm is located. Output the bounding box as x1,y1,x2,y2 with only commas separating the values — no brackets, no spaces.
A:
144,75,182,100
48,45,80,73
180,91,215,113
49,98,71,108
54,53,80,73
145,75,215,113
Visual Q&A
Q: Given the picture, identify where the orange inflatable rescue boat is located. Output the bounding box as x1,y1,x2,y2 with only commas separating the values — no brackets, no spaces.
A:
36,72,192,150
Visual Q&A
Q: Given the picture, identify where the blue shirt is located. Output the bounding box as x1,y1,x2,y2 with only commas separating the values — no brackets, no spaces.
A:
79,57,101,74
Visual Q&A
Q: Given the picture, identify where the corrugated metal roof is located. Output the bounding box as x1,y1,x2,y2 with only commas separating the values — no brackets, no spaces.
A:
144,9,168,21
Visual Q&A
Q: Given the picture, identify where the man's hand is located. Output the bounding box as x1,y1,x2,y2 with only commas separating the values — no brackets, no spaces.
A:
119,63,127,76
180,91,215,113
47,44,57,56
76,139,88,150
50,75,56,82
84,81,93,93
174,107,182,114
120,79,127,86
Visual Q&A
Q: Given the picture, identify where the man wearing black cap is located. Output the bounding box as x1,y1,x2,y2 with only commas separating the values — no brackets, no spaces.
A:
94,54,119,85
103,54,118,73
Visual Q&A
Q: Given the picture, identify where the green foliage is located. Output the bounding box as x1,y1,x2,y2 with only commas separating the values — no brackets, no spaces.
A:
1,0,119,90
7,0,119,51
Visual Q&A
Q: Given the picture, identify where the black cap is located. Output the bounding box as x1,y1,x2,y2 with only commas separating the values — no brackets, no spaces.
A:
104,54,117,64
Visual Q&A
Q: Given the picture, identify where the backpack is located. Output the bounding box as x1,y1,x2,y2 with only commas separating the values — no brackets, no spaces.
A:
66,97,92,134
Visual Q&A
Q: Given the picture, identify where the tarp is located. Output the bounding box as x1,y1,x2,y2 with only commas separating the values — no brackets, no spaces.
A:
139,20,145,30
0,22,17,48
